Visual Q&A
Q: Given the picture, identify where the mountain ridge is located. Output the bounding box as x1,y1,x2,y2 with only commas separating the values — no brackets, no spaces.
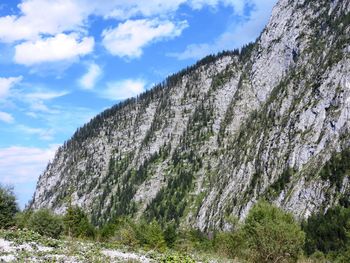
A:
31,0,350,232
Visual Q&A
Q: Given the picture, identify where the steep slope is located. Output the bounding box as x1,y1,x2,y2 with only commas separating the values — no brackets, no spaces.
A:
31,0,350,231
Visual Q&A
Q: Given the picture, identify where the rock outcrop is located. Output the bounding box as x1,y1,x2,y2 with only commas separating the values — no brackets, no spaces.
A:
31,0,350,231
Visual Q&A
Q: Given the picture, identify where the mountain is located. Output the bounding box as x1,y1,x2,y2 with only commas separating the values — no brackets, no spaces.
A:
30,0,350,231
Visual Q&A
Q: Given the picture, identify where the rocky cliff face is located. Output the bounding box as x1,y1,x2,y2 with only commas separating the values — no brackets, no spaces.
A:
31,0,350,231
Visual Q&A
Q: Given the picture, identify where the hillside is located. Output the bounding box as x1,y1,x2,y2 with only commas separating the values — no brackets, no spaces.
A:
30,0,350,232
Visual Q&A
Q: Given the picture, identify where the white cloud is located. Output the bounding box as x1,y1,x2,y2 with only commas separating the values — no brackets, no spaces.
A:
26,90,69,101
17,125,55,141
14,33,94,65
102,19,188,58
170,43,212,60
101,79,145,100
0,145,58,184
79,63,102,90
101,0,246,20
101,0,187,19
0,0,87,42
0,0,247,44
170,0,278,60
0,76,23,99
16,89,69,113
0,144,60,208
0,0,261,64
189,0,245,14
0,111,14,123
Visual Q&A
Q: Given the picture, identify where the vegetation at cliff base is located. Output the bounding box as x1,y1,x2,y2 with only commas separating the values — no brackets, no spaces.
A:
4,188,350,262
0,185,18,228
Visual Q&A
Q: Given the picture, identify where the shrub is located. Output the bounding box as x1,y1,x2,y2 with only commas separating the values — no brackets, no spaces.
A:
100,218,167,251
308,250,326,262
159,252,196,263
0,185,19,228
213,231,245,259
303,206,350,255
27,209,63,238
109,217,139,247
241,201,305,263
136,219,166,251
63,206,95,239
15,210,32,229
98,221,117,241
174,228,213,253
164,222,177,248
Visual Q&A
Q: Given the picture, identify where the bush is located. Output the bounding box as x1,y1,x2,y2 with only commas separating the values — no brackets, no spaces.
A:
27,209,63,239
100,218,167,251
0,185,19,228
136,219,166,251
159,252,196,263
303,206,350,255
107,217,139,247
308,250,327,262
98,221,117,241
173,228,214,254
213,231,245,259
63,205,95,239
164,222,177,248
241,201,305,263
15,210,32,229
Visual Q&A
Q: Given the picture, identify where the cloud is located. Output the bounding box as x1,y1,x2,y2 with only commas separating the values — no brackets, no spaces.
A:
170,0,278,60
18,89,69,114
26,90,69,101
101,0,246,20
0,145,58,182
101,79,146,100
0,111,14,123
0,0,247,44
102,19,188,58
79,63,102,90
169,43,212,60
189,0,245,14
0,145,58,198
17,125,55,141
14,33,94,65
0,76,23,99
102,0,186,19
0,0,87,43
0,145,59,207
0,0,260,64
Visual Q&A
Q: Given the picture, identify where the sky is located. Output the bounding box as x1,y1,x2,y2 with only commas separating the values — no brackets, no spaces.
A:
0,0,277,208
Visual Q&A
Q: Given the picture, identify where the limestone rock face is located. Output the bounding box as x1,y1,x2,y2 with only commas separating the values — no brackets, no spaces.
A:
31,0,350,230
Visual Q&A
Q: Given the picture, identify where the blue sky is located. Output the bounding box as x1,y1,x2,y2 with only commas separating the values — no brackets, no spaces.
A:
0,0,277,208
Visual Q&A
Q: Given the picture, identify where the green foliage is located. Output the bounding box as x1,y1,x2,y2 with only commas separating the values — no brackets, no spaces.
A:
319,148,350,190
212,231,244,259
174,229,213,253
110,217,139,247
27,209,63,239
0,185,19,228
241,201,305,263
64,206,95,239
0,228,60,248
164,223,177,248
135,219,167,251
101,217,167,251
302,206,350,255
14,210,32,229
98,221,118,241
308,250,327,263
265,168,295,199
239,42,255,62
146,150,202,225
159,252,196,263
